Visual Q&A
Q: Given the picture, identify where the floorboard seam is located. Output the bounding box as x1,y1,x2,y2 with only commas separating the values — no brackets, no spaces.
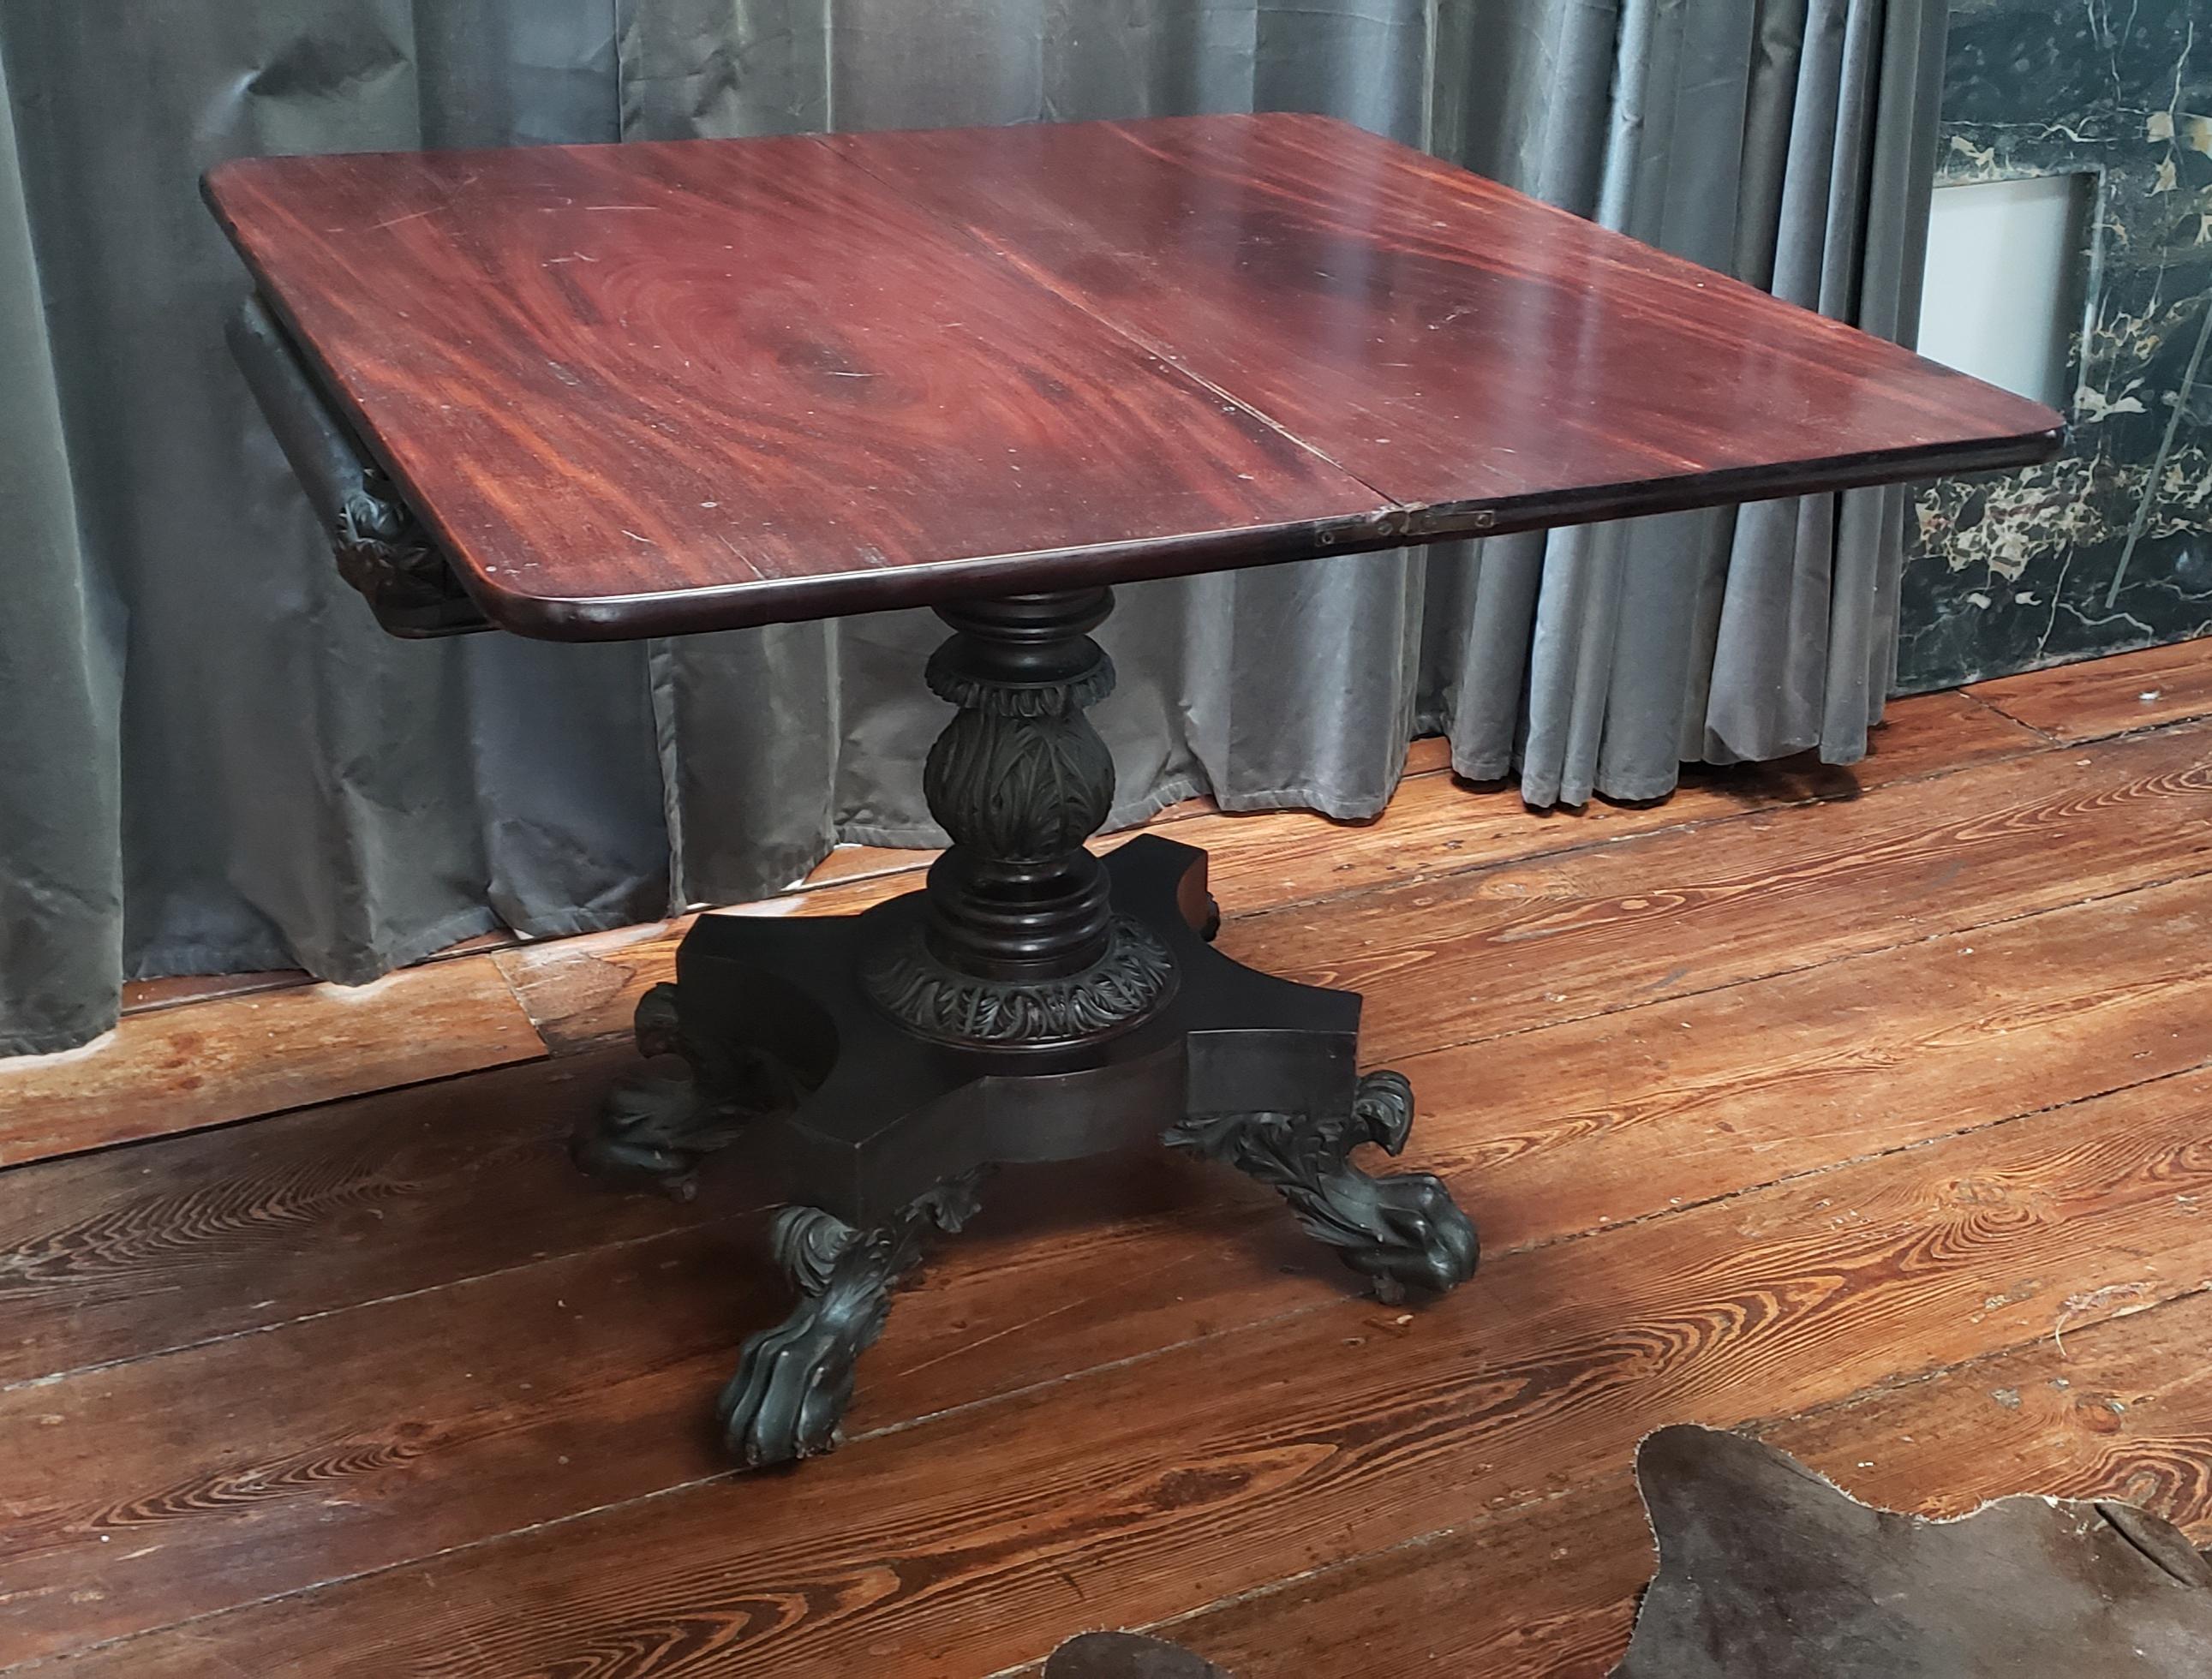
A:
1000,1276,2212,1677
521,712,2095,1060
1043,1480,1610,1678
1217,723,2106,931
1375,863,2212,1081
1965,680,2212,750
0,1045,586,1184
24,1053,2211,1669
0,1204,768,1396
1955,685,2062,743
1743,1279,2212,1443
0,1303,1335,1675
1336,860,2212,1071
0,1030,556,1177
1491,1045,2212,1262
2055,715,2212,750
15,870,2208,1393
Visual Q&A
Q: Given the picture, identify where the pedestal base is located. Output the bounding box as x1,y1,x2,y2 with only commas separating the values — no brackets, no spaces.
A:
578,834,1479,1467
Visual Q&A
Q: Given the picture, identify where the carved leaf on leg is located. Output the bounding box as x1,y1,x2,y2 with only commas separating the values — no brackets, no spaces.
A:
333,483,467,613
717,1169,987,1467
862,911,1174,1046
1166,1070,1479,1304
924,705,1115,859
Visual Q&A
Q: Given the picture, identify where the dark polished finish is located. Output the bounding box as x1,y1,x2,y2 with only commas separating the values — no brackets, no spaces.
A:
643,826,1466,1458
205,114,2063,641
865,589,1175,1048
204,126,1388,641
224,298,488,638
571,590,1478,1459
328,487,481,636
863,911,1175,1049
1165,1068,1480,1303
835,116,2062,525
717,1171,987,1467
650,832,1406,1225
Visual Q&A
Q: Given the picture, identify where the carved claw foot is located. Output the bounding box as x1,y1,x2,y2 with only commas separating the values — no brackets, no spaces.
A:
1166,1068,1479,1304
573,1065,745,1198
571,984,743,1197
716,1171,987,1467
572,982,811,1199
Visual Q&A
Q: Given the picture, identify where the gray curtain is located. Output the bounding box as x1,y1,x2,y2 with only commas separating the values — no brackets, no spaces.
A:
0,0,1945,1055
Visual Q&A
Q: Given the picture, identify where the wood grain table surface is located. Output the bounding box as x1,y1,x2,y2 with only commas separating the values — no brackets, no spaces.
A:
206,112,2062,641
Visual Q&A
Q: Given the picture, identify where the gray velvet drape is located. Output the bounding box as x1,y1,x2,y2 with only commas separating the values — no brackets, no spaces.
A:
0,0,1945,1055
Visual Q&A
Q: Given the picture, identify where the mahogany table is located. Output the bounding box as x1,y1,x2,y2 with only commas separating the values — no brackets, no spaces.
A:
206,113,2061,1468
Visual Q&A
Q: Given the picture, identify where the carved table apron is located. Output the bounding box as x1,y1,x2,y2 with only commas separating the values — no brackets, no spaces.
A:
204,114,2061,1467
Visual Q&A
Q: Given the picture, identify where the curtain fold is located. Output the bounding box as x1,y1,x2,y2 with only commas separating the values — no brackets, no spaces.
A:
0,3,669,1055
0,43,123,1055
0,0,1946,1055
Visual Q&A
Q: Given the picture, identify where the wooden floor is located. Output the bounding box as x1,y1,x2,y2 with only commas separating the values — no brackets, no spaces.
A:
4,641,2210,1676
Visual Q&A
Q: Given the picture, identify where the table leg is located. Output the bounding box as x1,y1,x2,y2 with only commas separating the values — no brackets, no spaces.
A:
570,982,803,1198
716,1170,986,1466
574,587,1479,1467
862,588,1174,1047
1165,1070,1479,1305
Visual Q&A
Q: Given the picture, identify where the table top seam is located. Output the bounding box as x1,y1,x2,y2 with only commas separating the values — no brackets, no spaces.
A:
814,127,1412,523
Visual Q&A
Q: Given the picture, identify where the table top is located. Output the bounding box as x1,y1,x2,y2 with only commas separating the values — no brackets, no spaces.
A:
206,113,2062,642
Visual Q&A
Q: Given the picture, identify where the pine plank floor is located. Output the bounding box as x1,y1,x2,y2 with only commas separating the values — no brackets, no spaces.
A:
1970,635,2212,743
0,960,544,1168
2,644,2209,1676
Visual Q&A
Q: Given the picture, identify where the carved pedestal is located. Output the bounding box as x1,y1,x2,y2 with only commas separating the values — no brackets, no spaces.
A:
577,589,1480,1467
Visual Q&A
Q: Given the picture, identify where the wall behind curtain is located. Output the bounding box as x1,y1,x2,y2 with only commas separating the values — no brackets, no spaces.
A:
0,0,1946,1055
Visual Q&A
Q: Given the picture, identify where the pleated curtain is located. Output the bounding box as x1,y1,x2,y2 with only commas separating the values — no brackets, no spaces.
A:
0,0,1946,1055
